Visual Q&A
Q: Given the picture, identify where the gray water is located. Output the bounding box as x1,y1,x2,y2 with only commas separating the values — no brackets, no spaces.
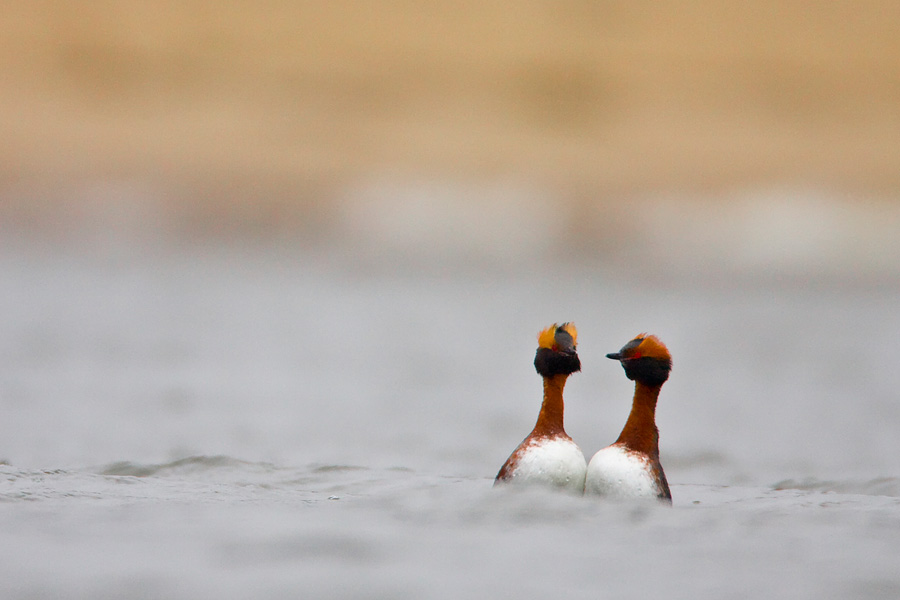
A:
2,241,900,599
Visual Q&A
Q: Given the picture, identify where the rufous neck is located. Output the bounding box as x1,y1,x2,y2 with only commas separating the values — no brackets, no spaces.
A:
615,381,662,456
533,373,569,437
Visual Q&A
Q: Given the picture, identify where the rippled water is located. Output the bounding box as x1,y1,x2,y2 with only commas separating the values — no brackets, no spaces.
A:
2,244,900,599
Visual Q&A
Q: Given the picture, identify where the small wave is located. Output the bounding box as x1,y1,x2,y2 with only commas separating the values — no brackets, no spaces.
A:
99,455,276,478
312,465,370,473
772,477,900,497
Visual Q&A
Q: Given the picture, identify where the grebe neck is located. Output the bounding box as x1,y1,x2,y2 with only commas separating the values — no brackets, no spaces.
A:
533,373,569,437
615,381,662,456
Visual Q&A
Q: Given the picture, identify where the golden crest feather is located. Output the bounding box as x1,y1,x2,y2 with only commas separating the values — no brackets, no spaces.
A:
537,324,558,349
634,334,670,361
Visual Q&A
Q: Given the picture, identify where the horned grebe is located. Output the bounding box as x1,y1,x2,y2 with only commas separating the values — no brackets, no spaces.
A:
585,334,672,503
494,323,586,493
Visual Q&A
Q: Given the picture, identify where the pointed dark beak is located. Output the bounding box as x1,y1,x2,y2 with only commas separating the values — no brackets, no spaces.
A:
606,352,623,360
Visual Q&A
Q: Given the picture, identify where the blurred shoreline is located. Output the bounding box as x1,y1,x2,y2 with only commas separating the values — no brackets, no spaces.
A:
1,179,898,286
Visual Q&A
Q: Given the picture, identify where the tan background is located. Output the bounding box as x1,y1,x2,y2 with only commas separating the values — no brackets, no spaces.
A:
2,1,898,268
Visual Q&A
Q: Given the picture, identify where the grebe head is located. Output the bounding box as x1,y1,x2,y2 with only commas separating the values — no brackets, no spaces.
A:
534,323,581,377
607,334,671,385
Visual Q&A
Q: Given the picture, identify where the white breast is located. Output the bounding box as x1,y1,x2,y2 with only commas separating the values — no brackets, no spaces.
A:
505,437,587,494
584,444,660,499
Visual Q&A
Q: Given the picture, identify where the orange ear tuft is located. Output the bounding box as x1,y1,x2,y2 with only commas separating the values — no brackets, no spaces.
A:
537,324,559,349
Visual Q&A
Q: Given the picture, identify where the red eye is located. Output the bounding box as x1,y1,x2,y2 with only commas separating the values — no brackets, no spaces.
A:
552,344,558,351
633,351,642,359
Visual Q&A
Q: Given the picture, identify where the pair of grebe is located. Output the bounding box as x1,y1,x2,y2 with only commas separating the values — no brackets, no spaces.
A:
494,323,672,503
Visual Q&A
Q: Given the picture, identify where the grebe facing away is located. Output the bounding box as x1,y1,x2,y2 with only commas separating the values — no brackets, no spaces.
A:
585,334,672,503
494,323,586,493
